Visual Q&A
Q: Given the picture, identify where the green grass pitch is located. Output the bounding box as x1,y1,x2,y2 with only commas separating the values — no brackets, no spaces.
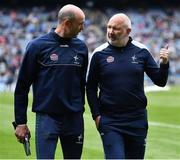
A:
0,86,180,159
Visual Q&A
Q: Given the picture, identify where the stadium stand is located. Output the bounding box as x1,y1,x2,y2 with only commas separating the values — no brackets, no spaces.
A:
0,2,180,91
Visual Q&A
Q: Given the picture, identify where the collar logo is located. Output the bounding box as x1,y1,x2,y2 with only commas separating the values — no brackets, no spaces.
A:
60,44,69,47
106,56,114,63
50,53,58,61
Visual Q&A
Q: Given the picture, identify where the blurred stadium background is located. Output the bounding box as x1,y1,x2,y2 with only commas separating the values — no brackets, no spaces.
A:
0,0,180,159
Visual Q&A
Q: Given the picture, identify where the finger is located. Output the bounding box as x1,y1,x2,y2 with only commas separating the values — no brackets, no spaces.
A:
95,117,100,128
28,132,31,139
17,137,24,143
15,133,21,139
165,44,169,49
160,49,169,55
17,138,24,143
15,132,26,140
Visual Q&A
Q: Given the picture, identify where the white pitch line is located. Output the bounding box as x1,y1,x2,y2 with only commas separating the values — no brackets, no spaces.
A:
149,121,180,129
150,137,180,147
84,114,180,129
0,104,32,112
1,104,180,130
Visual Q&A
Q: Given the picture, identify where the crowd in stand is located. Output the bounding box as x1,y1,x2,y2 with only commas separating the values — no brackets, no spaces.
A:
0,6,180,91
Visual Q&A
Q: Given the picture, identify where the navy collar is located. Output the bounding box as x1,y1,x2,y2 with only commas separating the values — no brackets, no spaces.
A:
50,28,72,43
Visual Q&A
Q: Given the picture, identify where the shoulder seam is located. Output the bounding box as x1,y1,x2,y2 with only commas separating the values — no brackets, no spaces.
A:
131,40,149,51
92,42,109,54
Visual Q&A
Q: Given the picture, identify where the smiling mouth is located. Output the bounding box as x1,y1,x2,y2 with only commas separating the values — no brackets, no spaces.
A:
109,36,116,41
108,33,115,40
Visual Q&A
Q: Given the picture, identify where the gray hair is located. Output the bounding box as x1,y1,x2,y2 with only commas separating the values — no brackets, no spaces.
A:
58,10,75,23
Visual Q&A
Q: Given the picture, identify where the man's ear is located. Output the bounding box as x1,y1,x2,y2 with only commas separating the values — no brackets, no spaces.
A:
64,19,71,27
127,28,131,35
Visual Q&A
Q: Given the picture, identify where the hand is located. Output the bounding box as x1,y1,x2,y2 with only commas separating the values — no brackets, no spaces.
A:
160,44,169,64
95,115,101,129
15,125,30,143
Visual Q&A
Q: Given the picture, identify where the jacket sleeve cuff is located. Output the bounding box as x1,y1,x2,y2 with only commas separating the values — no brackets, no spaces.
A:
160,61,169,69
15,118,27,125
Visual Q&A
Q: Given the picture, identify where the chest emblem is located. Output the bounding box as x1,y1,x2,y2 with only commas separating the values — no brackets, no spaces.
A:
50,53,58,61
106,56,114,63
73,55,80,64
131,54,138,64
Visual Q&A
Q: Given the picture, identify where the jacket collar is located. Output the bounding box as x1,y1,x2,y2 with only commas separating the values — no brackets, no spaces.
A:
50,28,72,43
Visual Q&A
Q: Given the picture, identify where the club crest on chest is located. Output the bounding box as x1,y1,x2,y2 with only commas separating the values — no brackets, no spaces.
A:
106,56,114,63
50,53,58,61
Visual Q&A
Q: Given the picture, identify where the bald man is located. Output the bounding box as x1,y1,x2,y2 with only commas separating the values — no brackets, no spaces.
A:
13,4,88,159
86,13,169,159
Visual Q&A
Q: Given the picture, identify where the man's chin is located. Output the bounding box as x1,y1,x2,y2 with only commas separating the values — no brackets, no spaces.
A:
108,40,117,45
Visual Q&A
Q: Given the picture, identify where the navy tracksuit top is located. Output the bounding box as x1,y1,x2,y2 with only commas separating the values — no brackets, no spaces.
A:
86,37,169,120
14,29,88,124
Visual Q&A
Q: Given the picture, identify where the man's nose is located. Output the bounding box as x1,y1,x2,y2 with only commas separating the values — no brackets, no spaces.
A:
80,24,84,31
109,28,114,34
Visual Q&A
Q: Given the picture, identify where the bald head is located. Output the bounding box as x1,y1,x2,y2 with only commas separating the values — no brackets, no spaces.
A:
58,4,85,23
109,13,131,29
106,13,131,47
55,4,85,38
